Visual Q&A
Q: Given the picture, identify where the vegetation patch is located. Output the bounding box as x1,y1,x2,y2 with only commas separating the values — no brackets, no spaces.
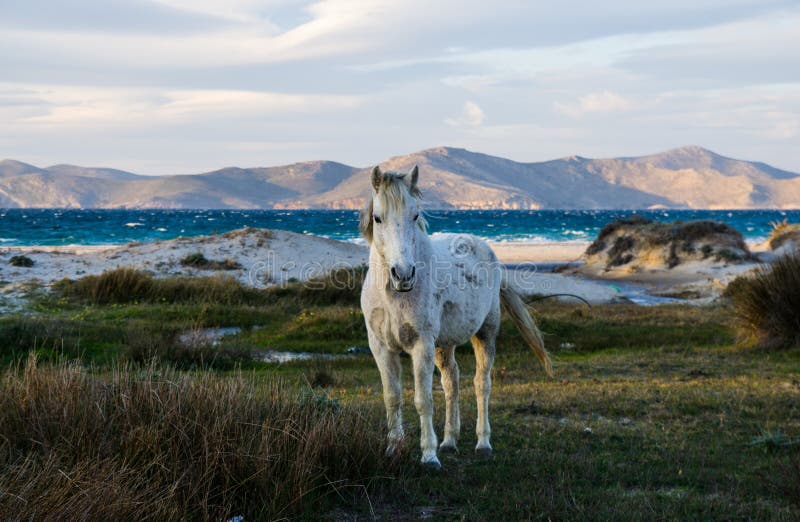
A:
584,217,753,270
180,252,243,270
1,277,799,519
8,255,34,268
726,252,800,348
767,220,800,252
54,267,261,305
0,357,402,520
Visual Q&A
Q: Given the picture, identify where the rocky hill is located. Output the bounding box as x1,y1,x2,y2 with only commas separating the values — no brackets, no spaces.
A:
1,146,798,209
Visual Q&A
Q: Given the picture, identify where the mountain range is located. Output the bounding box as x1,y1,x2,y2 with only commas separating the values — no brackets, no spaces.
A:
1,146,799,209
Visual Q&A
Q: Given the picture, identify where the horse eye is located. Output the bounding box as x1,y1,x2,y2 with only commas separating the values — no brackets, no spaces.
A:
373,215,382,224
413,214,420,221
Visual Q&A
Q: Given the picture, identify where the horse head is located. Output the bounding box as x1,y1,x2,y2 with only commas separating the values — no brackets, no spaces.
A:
360,165,426,292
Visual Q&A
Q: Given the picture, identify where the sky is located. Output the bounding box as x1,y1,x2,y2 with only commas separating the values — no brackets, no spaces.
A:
1,0,799,174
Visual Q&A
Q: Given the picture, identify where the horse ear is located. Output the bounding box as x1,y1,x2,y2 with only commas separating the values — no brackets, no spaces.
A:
371,166,383,192
409,165,419,188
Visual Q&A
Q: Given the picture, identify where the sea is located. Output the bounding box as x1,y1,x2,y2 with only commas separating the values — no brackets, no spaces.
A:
1,209,799,247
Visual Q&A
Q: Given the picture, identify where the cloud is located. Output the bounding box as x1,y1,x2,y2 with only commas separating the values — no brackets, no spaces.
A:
1,83,362,126
1,1,799,172
554,91,635,118
445,101,485,127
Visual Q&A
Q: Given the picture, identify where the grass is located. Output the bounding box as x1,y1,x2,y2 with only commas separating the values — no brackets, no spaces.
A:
767,220,800,250
726,253,800,348
52,266,364,307
0,356,403,520
1,270,799,519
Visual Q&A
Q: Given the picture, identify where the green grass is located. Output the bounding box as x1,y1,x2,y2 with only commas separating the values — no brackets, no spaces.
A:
1,273,799,519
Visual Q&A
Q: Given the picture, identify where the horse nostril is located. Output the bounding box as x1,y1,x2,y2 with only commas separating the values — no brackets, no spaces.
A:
390,266,399,280
410,266,416,279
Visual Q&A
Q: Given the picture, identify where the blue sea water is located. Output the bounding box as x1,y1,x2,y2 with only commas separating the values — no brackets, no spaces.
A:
1,209,798,247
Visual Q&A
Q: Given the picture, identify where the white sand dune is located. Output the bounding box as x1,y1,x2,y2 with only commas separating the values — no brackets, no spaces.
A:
0,228,368,294
1,228,761,306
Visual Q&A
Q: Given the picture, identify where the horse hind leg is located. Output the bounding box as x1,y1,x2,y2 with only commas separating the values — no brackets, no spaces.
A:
471,312,499,457
435,345,460,453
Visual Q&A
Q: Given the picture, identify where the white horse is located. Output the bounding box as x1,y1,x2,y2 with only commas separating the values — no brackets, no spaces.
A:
360,165,552,470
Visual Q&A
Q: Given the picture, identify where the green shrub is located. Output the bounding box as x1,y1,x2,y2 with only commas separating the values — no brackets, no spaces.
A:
727,253,800,348
9,255,34,268
180,252,242,270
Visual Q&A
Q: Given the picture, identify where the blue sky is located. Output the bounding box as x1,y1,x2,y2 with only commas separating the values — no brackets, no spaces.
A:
1,0,798,174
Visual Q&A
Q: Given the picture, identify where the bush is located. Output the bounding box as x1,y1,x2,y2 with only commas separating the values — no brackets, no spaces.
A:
55,267,261,305
727,253,800,348
0,357,402,520
55,266,367,308
180,252,242,270
9,255,34,268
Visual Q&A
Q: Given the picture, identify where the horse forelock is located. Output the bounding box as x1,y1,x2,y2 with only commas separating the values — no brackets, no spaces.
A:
359,172,426,243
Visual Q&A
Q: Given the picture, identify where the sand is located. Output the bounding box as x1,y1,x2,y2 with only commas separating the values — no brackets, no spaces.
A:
488,241,587,264
1,229,760,306
0,228,368,294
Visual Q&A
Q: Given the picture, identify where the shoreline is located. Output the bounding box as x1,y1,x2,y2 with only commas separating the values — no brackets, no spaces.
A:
0,230,765,306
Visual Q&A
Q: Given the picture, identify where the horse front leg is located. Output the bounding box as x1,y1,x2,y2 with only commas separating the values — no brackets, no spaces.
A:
369,332,404,456
412,339,440,470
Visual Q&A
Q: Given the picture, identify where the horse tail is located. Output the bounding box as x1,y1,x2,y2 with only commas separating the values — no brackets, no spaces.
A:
499,275,553,377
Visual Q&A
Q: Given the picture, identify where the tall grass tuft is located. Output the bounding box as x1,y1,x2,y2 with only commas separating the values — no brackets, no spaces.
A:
0,356,403,520
55,267,262,305
727,253,800,348
54,266,366,307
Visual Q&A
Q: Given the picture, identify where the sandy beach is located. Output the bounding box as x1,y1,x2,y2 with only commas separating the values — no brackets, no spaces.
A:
0,228,764,306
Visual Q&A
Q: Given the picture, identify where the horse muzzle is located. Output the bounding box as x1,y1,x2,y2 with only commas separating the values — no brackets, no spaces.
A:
390,264,416,292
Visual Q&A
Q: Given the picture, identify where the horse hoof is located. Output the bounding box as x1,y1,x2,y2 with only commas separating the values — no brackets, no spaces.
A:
475,447,494,458
421,458,442,472
439,444,458,454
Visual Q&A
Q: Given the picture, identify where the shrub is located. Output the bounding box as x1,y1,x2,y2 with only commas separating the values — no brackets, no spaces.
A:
0,357,402,520
727,253,800,348
55,266,367,308
9,255,34,268
262,266,366,307
55,268,261,305
180,252,242,270
767,219,800,251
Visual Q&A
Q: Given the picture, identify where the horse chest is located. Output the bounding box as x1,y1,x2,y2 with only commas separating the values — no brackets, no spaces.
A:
368,305,428,352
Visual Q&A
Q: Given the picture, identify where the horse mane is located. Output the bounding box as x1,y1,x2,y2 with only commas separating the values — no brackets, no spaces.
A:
359,172,426,243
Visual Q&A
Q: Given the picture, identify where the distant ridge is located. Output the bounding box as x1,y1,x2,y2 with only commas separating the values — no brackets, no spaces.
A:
1,146,798,209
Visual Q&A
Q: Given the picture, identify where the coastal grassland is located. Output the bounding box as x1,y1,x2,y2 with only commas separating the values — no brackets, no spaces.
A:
0,271,798,519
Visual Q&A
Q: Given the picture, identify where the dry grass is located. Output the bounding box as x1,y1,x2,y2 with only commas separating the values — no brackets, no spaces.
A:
54,267,262,305
767,220,800,251
53,266,365,308
727,253,800,348
0,356,402,520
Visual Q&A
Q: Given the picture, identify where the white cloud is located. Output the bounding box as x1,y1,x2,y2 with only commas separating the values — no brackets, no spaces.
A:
445,101,485,127
1,1,799,172
554,91,635,118
1,83,362,126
